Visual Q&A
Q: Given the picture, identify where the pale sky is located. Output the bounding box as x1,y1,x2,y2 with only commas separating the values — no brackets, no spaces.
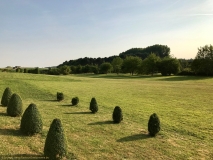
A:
0,0,213,68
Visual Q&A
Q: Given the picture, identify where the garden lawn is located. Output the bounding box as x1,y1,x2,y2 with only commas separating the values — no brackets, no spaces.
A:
0,72,213,159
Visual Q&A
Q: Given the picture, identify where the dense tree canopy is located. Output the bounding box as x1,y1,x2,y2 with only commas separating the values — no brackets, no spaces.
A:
111,57,123,74
159,57,181,76
122,56,142,75
99,62,113,74
140,53,160,76
119,44,170,59
191,44,213,76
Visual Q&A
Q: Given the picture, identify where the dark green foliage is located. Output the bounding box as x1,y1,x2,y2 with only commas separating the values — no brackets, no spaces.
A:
119,44,170,59
191,44,213,76
140,53,160,76
89,97,98,113
148,113,161,137
7,93,23,117
57,92,64,101
71,97,79,106
1,87,12,107
99,62,113,74
112,106,123,123
159,57,181,76
122,56,142,75
24,68,28,73
59,65,71,75
20,103,43,135
44,118,67,160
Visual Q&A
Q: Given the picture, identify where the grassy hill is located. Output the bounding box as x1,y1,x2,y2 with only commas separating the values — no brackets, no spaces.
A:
0,72,212,159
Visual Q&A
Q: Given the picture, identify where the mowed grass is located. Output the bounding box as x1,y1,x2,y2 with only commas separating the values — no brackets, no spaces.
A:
0,72,213,159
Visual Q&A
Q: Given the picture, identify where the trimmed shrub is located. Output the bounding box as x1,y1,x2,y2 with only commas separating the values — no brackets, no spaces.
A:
7,93,23,117
20,103,43,135
112,106,123,123
89,97,98,113
44,118,67,160
1,87,12,107
71,97,79,106
57,92,64,101
148,113,161,137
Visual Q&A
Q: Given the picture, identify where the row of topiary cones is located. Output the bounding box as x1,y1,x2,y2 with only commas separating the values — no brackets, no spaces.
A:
1,87,161,159
1,87,67,159
57,92,124,123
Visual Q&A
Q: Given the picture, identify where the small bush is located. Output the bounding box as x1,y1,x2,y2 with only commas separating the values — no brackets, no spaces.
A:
1,87,12,107
57,92,64,101
112,106,123,123
71,97,79,106
44,118,67,160
20,103,43,135
7,93,23,117
89,97,98,113
148,113,161,137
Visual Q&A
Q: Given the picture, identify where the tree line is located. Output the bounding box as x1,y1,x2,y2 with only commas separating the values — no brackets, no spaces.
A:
3,44,212,76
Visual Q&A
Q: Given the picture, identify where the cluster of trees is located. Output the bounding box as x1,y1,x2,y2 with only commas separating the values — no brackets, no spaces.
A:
191,44,213,76
59,44,170,67
3,44,211,76
50,53,180,76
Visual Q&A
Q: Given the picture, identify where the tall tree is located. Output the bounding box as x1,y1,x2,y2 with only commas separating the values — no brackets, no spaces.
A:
191,44,213,76
111,57,123,74
99,62,113,74
59,65,71,75
141,53,160,76
122,56,142,75
159,57,181,76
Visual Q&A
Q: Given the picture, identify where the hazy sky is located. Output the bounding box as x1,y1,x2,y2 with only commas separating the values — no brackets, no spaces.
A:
0,0,213,68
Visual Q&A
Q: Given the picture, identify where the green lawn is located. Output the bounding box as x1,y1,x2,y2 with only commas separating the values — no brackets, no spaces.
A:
0,72,213,159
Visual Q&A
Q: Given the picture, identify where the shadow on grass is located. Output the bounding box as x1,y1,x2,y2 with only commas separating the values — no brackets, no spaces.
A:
159,76,212,81
64,111,91,114
60,104,79,107
117,133,150,142
0,112,7,116
60,104,73,107
0,128,22,136
88,120,113,125
74,74,161,80
41,99,58,102
0,154,45,160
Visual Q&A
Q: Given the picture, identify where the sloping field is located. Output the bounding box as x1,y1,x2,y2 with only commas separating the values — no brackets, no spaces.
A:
0,72,213,159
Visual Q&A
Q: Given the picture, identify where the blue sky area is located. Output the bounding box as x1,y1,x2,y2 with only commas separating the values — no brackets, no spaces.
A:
0,0,213,67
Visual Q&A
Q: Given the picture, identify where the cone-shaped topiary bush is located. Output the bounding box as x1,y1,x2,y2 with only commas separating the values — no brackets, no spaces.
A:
148,113,160,137
7,93,23,117
112,106,123,123
71,97,79,106
1,87,12,107
57,92,64,101
20,103,43,135
44,118,67,160
89,97,98,113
